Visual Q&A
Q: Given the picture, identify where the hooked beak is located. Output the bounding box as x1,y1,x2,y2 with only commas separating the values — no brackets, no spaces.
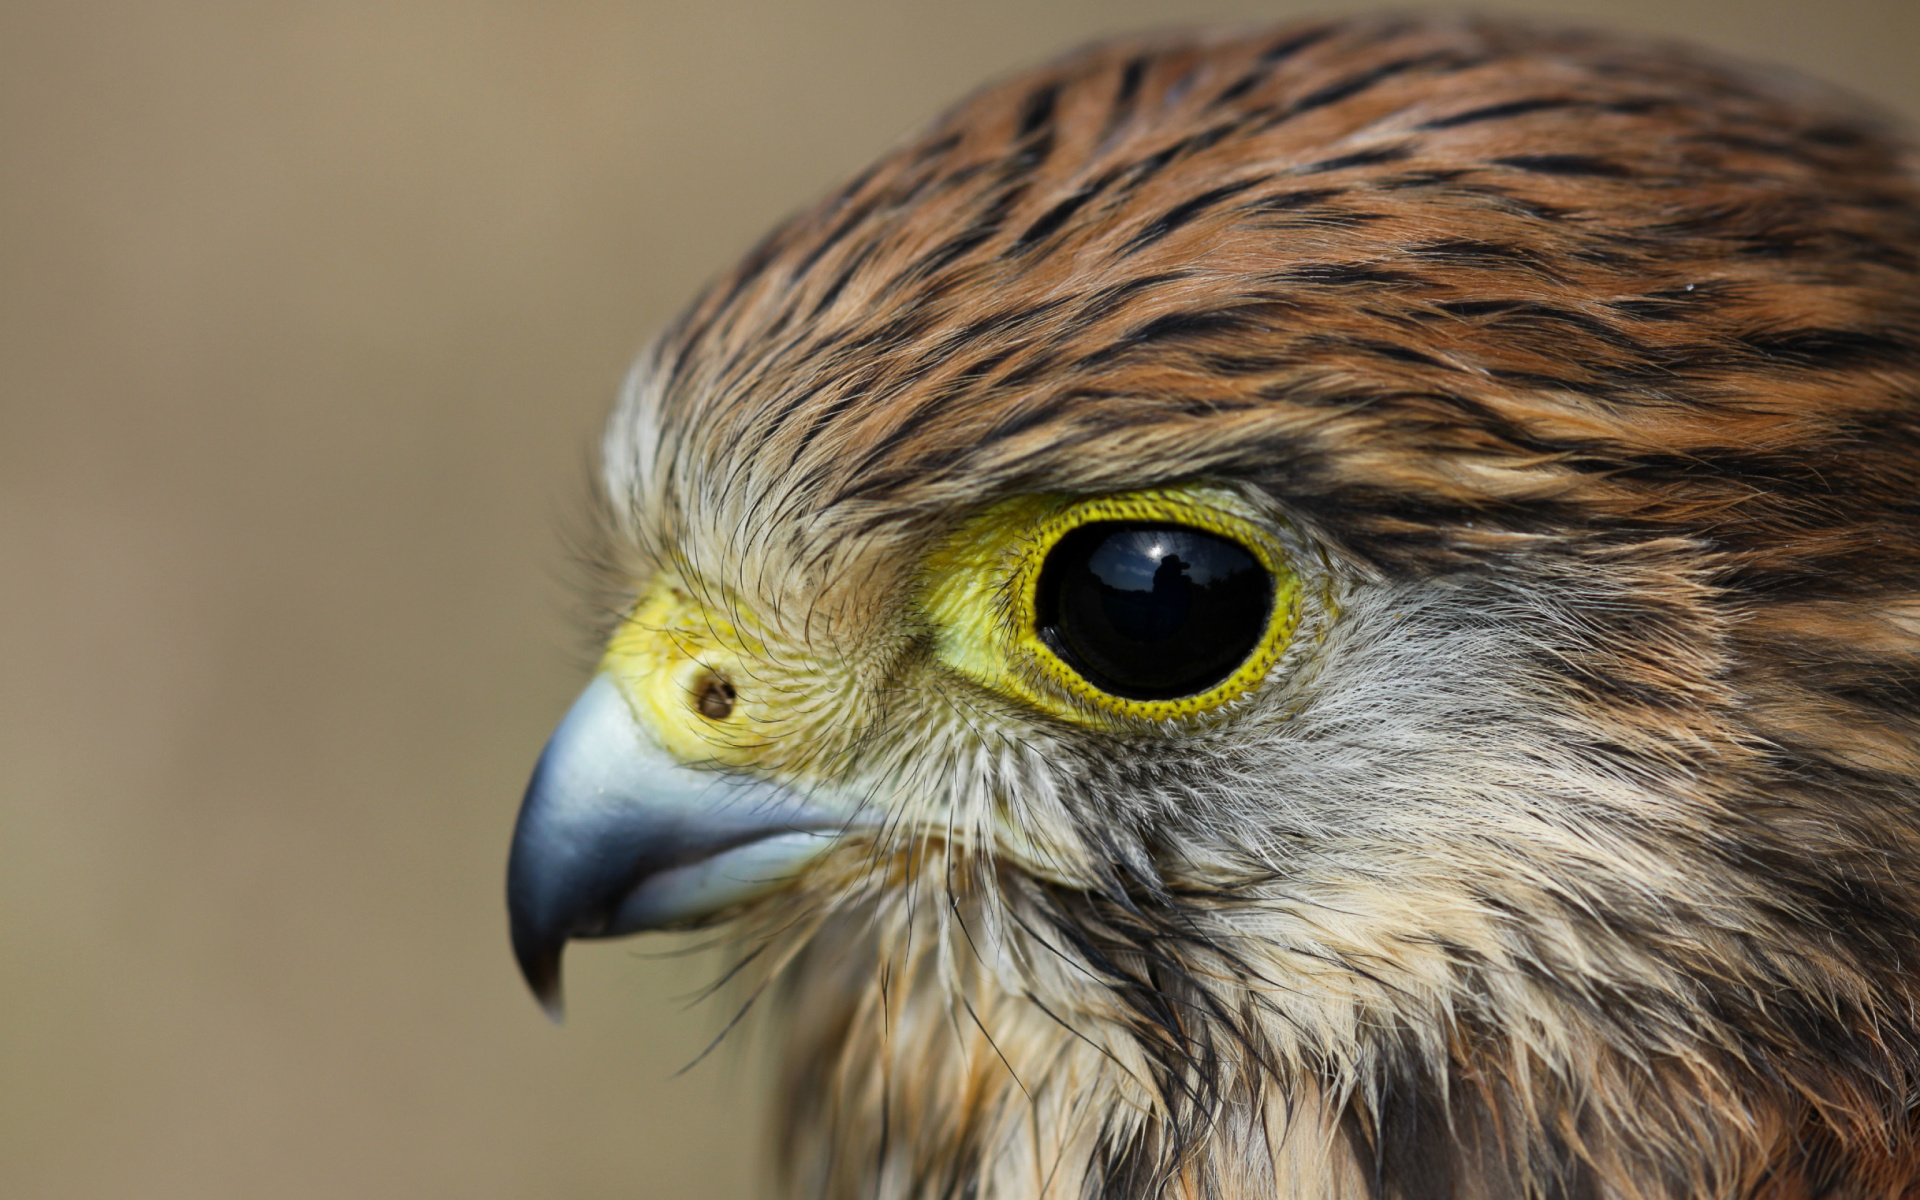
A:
506,675,847,1020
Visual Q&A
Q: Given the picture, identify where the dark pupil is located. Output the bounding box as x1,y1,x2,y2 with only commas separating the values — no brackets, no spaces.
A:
1035,522,1273,701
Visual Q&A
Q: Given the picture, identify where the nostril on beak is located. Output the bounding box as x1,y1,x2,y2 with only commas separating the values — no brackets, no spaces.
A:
506,674,855,1017
694,670,736,721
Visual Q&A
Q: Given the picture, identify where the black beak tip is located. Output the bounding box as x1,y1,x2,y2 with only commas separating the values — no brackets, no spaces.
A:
512,924,569,1024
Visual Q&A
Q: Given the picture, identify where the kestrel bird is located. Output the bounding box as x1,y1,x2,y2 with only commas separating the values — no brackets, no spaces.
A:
507,15,1920,1199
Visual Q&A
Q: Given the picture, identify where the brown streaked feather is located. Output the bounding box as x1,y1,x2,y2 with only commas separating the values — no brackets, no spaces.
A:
593,13,1920,1200
632,15,1919,581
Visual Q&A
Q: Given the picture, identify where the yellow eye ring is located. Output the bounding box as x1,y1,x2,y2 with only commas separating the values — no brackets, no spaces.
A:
918,484,1303,726
1005,491,1301,721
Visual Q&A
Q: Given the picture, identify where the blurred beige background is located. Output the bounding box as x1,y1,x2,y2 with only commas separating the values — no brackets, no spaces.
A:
2,0,1915,1196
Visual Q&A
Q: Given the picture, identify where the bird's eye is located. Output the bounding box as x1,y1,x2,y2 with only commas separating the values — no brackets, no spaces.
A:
917,486,1303,722
1034,522,1273,701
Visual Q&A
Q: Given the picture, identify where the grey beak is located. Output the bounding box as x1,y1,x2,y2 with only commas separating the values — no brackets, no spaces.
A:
506,675,846,1020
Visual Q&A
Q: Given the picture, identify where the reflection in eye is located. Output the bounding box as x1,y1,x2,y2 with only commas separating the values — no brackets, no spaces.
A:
1036,522,1273,701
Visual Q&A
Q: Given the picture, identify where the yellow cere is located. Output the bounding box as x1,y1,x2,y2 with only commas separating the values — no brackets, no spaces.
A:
918,484,1303,725
599,577,780,768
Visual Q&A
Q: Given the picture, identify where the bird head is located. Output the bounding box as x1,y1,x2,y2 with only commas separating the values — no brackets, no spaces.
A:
507,16,1920,1199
